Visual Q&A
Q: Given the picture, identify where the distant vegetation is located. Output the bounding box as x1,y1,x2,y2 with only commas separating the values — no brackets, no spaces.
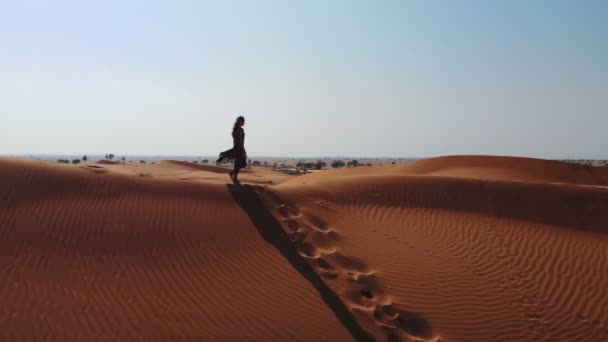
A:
57,159,70,164
82,155,88,162
331,160,346,168
202,159,209,164
72,159,80,164
252,160,261,166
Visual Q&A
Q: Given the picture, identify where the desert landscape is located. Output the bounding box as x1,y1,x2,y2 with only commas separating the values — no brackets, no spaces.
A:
1,155,607,341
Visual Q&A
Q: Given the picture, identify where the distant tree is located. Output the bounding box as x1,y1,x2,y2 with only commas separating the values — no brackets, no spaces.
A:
315,161,323,170
57,159,70,164
105,154,108,160
331,160,345,168
121,157,126,165
82,155,88,162
202,159,209,164
392,161,396,165
248,159,252,165
351,160,358,167
72,159,81,164
108,153,114,161
366,163,372,166
273,162,277,169
280,163,286,167
193,160,199,164
296,161,304,167
140,160,146,164
264,161,268,165
304,162,314,169
321,162,327,167
253,160,261,166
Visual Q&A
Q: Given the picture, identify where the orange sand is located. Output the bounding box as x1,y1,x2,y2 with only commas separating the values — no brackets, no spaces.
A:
1,155,607,341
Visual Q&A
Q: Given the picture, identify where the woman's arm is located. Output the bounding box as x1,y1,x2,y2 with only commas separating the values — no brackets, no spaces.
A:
236,129,245,151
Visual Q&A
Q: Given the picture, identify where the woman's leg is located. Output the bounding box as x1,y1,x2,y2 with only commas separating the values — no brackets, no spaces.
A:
233,165,241,183
229,164,237,183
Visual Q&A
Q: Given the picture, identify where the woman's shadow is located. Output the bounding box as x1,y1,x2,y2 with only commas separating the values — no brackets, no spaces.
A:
226,184,374,342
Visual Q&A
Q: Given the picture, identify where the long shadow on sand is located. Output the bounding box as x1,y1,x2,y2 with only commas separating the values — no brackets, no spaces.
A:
227,184,374,342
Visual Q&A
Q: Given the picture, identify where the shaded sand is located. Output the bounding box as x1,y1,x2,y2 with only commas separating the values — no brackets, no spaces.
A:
1,156,608,341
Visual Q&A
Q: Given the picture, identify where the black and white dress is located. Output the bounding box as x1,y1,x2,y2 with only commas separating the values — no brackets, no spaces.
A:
216,127,247,169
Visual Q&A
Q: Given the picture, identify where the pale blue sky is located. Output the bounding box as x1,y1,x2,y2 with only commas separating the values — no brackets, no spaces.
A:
1,0,606,158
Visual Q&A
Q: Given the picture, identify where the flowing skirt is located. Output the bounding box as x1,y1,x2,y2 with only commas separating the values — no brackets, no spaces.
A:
216,148,247,170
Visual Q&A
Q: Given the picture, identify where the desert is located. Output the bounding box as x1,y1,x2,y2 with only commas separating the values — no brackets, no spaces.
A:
1,155,607,341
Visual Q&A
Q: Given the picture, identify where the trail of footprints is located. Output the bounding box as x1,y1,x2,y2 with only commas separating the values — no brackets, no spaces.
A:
252,186,437,342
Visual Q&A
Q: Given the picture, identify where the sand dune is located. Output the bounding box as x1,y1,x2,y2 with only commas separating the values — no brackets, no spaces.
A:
0,158,351,341
397,155,608,186
1,156,607,341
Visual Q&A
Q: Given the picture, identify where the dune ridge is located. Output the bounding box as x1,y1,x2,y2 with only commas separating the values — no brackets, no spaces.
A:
398,155,608,186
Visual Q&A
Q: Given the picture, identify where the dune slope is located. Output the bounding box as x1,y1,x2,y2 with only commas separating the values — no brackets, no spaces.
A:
1,155,607,341
0,158,352,341
264,156,608,341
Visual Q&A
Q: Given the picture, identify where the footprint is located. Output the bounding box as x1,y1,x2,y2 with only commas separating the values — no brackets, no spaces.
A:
295,242,320,258
254,187,283,205
342,288,376,309
313,258,333,270
277,205,293,218
373,308,384,321
283,219,301,232
381,304,400,320
306,230,337,251
303,213,331,232
390,309,435,340
277,204,300,218
255,187,437,341
360,289,373,299
288,231,307,242
310,224,334,233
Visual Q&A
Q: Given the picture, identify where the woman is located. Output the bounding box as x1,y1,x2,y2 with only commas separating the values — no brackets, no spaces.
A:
216,116,247,184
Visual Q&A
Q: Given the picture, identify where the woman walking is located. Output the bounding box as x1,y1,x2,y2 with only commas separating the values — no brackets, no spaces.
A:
216,116,247,184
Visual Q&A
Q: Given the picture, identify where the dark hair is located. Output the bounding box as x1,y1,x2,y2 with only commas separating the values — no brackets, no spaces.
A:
232,116,245,133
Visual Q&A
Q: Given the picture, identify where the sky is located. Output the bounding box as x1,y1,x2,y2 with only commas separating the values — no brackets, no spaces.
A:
1,0,606,158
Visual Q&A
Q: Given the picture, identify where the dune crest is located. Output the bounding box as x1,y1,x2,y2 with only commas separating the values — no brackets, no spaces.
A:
398,155,608,186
